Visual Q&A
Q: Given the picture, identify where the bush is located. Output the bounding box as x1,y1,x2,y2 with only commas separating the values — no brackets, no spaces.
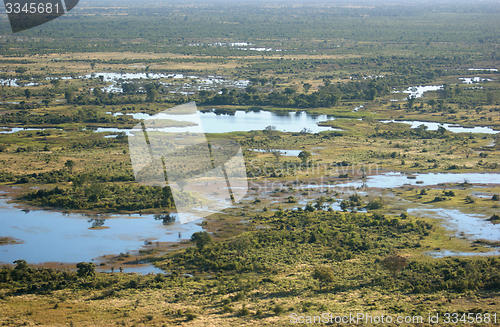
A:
238,305,250,316
381,254,408,277
465,195,475,204
222,305,234,313
190,231,212,250
185,309,197,321
444,190,455,197
76,262,95,279
366,198,384,210
488,214,500,221
273,305,285,315
312,265,335,289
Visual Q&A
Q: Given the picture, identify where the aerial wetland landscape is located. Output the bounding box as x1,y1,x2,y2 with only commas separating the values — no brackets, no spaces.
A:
0,0,500,325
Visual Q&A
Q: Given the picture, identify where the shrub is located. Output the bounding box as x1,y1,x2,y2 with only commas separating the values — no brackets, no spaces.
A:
239,305,250,316
190,231,212,250
185,309,197,321
366,198,384,210
381,254,408,277
444,190,455,197
76,262,95,279
222,305,234,313
489,214,500,221
273,305,285,315
312,265,335,289
465,195,475,204
233,292,245,301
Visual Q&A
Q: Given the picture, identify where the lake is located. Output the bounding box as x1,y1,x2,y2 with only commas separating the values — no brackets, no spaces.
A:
0,196,203,267
102,110,340,134
304,172,500,189
408,208,500,242
380,120,499,134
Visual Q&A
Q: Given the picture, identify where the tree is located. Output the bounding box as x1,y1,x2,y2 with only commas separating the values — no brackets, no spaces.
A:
298,150,312,163
88,218,105,228
303,83,312,93
264,125,276,132
437,125,446,135
50,79,60,88
271,150,282,162
122,82,139,94
76,262,95,279
366,198,384,210
190,231,212,250
489,214,500,221
366,88,377,100
42,99,51,108
486,92,495,105
312,265,335,289
65,91,74,104
24,89,32,100
428,99,437,110
65,160,75,173
14,259,29,270
154,214,176,225
381,254,408,277
146,88,159,103
415,124,428,134
407,95,416,109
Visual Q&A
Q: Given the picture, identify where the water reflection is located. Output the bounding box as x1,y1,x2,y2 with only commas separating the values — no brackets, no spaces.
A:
0,198,203,265
408,208,500,242
380,120,499,134
105,110,339,134
304,172,500,189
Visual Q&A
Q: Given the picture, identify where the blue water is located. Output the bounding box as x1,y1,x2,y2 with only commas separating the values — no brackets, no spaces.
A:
0,197,203,266
306,172,500,189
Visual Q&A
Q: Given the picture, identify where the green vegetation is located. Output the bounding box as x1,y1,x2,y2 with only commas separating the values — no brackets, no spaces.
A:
21,184,176,212
2,210,500,325
0,0,499,325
